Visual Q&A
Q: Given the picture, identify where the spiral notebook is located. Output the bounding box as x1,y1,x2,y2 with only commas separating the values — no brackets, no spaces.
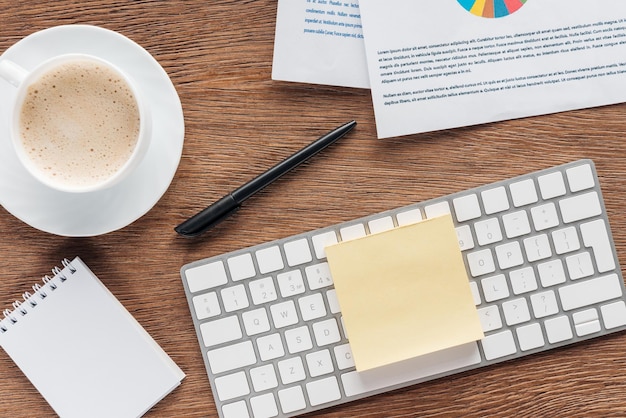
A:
0,257,185,418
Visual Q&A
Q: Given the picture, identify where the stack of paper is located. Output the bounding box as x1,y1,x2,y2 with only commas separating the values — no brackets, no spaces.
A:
273,0,626,138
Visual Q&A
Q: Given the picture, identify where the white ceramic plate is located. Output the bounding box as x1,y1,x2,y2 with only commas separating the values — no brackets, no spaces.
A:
0,25,184,236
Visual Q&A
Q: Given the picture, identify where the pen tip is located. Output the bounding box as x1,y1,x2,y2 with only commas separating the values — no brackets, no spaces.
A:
342,120,357,131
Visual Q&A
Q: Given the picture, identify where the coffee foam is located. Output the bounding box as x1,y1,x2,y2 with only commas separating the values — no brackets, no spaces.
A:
18,59,140,189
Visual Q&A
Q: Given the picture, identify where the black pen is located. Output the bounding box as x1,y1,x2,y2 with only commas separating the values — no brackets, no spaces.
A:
175,120,357,237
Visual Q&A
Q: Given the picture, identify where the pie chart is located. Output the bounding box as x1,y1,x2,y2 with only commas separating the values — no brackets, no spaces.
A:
457,0,527,18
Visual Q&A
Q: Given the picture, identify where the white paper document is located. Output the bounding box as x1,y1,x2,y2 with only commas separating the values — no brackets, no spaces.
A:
272,0,369,88
359,1,626,138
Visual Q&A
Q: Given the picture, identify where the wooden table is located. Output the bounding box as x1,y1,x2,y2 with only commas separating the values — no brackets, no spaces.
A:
2,1,626,417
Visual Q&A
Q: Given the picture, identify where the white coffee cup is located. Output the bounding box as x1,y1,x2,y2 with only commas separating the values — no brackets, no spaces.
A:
0,53,151,193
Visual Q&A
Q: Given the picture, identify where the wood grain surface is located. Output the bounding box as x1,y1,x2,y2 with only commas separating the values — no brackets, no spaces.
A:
2,1,626,417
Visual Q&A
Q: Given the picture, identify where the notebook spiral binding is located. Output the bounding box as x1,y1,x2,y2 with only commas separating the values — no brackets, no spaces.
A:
0,258,75,333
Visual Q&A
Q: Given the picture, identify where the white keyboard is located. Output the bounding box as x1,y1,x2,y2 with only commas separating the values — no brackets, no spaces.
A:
181,160,626,417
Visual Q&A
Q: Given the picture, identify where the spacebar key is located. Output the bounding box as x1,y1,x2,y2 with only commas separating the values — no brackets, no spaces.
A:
341,342,481,397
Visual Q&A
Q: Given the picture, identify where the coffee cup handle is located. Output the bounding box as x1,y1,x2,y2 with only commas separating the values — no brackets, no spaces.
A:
0,60,28,87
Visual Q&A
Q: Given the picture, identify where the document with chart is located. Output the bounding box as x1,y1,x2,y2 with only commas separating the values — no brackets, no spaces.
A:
272,0,369,88
359,1,626,138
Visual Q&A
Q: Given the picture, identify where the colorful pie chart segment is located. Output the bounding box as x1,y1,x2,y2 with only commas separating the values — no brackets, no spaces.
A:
457,0,527,18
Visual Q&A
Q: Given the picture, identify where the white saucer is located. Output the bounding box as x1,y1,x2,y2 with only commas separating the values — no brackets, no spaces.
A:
0,25,184,236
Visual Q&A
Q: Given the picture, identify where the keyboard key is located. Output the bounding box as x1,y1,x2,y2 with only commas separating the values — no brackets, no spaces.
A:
509,267,538,295
481,274,509,302
222,401,250,418
396,208,423,226
565,252,594,280
285,326,313,353
207,341,256,374
481,330,516,360
580,219,616,273
424,201,450,218
284,238,313,267
466,249,496,277
200,316,242,347
559,274,623,311
566,163,595,192
306,377,341,406
368,216,395,234
551,226,580,255
495,241,524,270
559,191,602,223
242,308,271,336
278,356,306,384
530,203,559,231
306,349,334,377
469,281,481,306
516,323,545,351
523,234,552,262
544,315,573,343
250,393,278,418
502,298,531,326
227,253,256,281
326,289,341,314
215,371,250,401
192,291,221,320
311,231,338,259
502,210,531,238
256,246,284,274
278,386,306,414
477,305,502,332
481,186,510,215
537,260,566,287
474,218,503,246
456,225,475,251
453,194,481,222
573,308,601,337
221,284,249,312
277,270,306,297
270,300,298,328
340,317,348,339
538,171,566,199
298,293,327,321
313,318,341,346
305,263,333,290
340,224,366,241
601,301,626,329
185,261,227,293
509,179,538,207
334,344,355,370
257,333,285,361
249,277,277,305
250,364,279,392
530,290,559,318
341,343,480,397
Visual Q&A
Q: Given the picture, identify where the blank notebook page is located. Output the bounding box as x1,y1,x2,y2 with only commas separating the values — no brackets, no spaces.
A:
0,257,184,418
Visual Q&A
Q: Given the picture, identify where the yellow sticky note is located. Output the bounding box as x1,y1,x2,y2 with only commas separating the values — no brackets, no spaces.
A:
325,214,483,371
